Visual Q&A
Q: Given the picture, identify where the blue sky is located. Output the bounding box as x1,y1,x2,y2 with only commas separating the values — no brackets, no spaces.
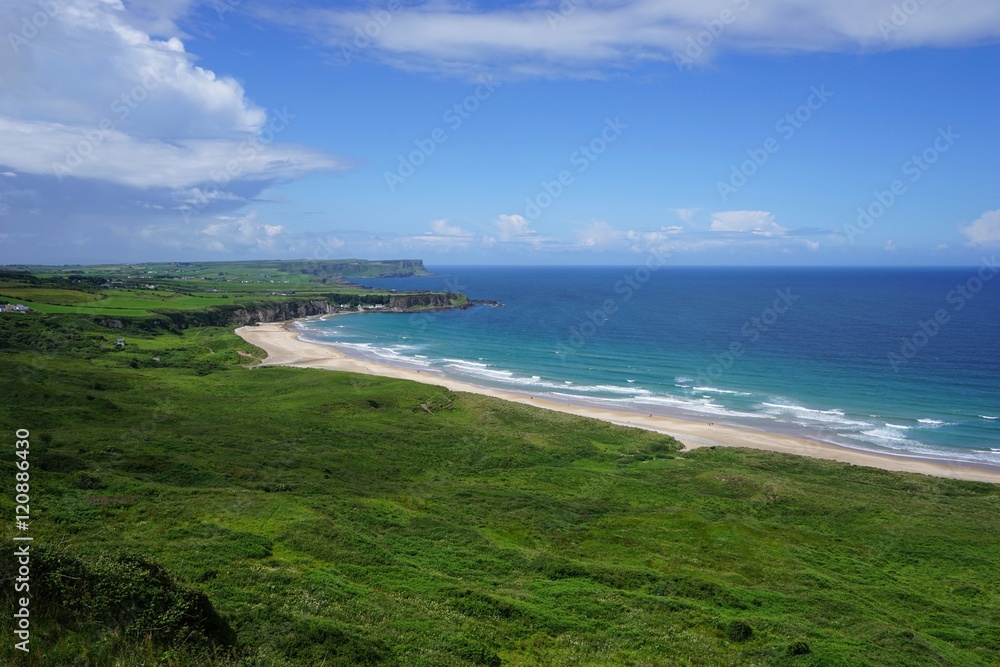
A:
0,0,998,266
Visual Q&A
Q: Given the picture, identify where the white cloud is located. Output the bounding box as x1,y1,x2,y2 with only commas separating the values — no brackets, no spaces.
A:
710,210,787,237
197,211,285,253
266,1,1000,78
961,210,1000,246
885,239,896,252
0,0,345,236
429,219,472,236
0,117,341,190
1,0,264,137
408,219,475,250
570,216,827,256
129,210,288,253
577,220,625,248
672,208,699,224
492,213,536,241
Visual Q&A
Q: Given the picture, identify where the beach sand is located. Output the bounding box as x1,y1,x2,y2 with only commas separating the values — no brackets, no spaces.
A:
236,321,1000,484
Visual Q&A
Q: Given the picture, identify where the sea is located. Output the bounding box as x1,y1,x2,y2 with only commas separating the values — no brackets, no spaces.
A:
296,266,1000,467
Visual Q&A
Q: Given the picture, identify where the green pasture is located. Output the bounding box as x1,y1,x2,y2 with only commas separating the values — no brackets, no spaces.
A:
1,313,998,666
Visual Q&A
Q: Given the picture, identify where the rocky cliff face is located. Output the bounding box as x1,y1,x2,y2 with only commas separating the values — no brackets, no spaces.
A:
225,300,337,325
387,292,461,310
95,292,471,332
96,293,469,332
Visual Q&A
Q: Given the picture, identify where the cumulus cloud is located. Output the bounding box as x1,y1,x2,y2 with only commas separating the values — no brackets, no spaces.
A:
572,214,827,256
132,210,288,253
264,0,1000,78
577,220,625,248
429,219,472,237
1,0,264,137
408,219,476,250
198,211,285,253
710,210,788,237
492,213,536,241
672,208,699,224
961,210,1000,246
0,0,346,258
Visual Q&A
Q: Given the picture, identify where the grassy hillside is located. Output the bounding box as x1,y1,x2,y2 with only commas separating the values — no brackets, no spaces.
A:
0,261,456,319
1,315,998,665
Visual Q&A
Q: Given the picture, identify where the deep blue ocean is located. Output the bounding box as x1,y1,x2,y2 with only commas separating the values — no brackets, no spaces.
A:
298,266,1000,466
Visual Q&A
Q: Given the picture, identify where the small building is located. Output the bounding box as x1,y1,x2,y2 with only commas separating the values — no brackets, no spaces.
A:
0,304,29,313
116,338,126,348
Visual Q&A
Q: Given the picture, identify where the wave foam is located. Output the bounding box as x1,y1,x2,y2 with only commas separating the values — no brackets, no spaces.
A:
760,402,870,428
693,386,751,396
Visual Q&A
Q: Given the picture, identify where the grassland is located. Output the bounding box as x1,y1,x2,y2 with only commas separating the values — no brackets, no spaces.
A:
0,259,448,319
1,281,998,665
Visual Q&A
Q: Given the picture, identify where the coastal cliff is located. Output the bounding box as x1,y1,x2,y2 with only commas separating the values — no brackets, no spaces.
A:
95,291,472,332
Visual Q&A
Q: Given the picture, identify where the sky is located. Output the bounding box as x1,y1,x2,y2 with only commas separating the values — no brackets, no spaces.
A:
0,0,998,266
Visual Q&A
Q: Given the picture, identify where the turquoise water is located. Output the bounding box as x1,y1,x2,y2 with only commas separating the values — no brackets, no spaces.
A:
298,266,1000,466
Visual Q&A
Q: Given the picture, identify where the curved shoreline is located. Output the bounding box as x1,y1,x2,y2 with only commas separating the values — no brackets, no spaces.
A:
235,320,1000,484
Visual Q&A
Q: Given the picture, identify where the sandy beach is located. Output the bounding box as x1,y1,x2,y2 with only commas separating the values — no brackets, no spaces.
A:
236,320,1000,484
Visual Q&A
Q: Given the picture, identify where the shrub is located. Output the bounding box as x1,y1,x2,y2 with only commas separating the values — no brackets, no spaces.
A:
1,547,236,648
788,641,811,655
724,620,753,642
75,471,106,490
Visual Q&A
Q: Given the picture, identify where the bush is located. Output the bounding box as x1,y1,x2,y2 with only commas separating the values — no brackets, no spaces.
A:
724,620,753,642
1,547,236,648
788,641,811,655
74,471,107,490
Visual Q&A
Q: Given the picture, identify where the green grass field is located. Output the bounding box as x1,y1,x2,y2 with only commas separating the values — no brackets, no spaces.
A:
1,310,999,666
0,259,446,318
0,288,105,304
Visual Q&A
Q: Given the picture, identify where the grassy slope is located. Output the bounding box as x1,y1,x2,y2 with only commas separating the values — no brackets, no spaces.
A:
0,320,998,666
0,259,431,317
